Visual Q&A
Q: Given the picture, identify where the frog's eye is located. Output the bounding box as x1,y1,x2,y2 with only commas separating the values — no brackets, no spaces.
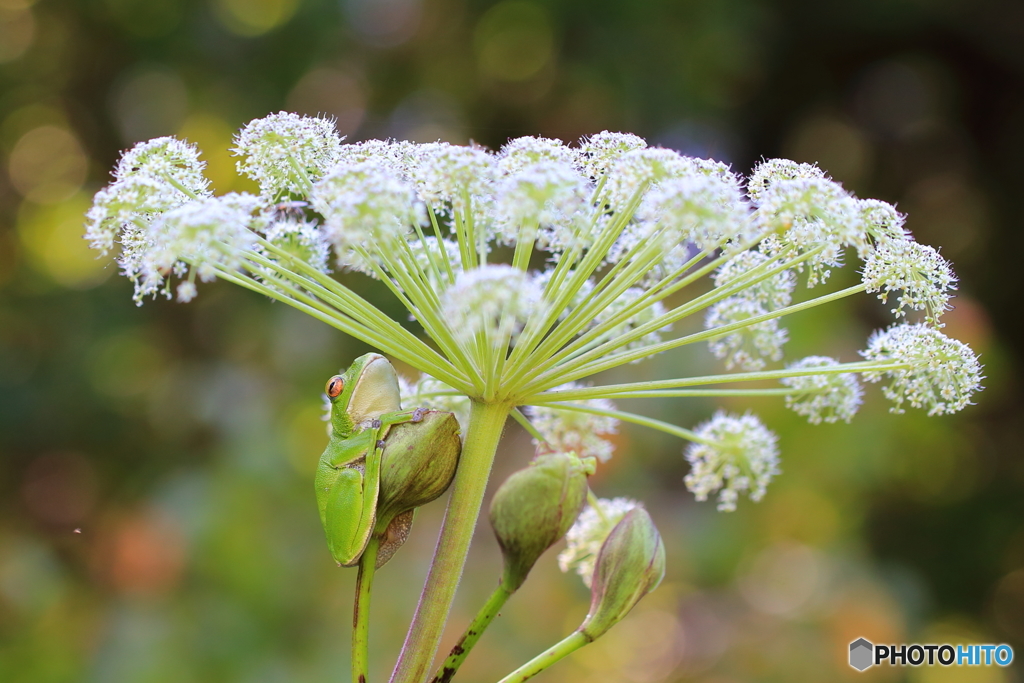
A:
326,375,345,398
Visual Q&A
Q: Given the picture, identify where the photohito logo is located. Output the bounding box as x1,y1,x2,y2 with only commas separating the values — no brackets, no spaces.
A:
849,638,1014,671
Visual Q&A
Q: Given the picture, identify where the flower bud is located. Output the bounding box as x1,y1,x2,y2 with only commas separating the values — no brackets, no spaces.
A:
579,507,665,641
489,451,593,591
372,410,461,568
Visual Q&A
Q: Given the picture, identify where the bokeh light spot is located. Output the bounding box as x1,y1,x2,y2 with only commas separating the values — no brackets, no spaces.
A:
739,542,822,617
102,0,182,38
8,125,87,204
111,66,189,143
213,0,300,37
474,1,554,82
94,509,187,595
87,331,165,399
784,114,873,188
177,112,244,192
286,67,366,137
16,193,112,289
991,569,1024,642
285,402,328,477
21,452,98,527
344,0,421,47
0,5,35,62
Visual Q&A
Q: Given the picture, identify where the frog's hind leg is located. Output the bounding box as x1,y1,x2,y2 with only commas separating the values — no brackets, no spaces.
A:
324,467,374,566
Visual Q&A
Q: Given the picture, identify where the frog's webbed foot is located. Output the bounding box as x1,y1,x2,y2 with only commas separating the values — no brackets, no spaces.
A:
411,407,427,422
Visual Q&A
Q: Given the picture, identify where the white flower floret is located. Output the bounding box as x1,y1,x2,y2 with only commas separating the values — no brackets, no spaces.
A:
498,136,576,175
558,497,642,586
713,250,795,310
122,196,255,302
862,238,956,325
576,131,648,179
637,174,751,252
527,384,619,462
335,139,418,176
705,296,788,371
310,161,423,273
233,112,343,199
780,356,863,424
439,265,546,346
114,136,211,194
399,373,471,431
684,411,780,512
492,161,590,247
747,158,826,206
755,177,864,286
407,142,497,215
86,137,211,254
261,219,332,275
600,147,694,211
176,281,198,303
857,199,910,253
860,323,983,415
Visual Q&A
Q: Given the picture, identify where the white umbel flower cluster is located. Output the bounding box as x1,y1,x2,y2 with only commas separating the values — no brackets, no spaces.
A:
860,323,983,415
439,265,546,346
684,412,780,512
526,384,619,462
492,162,589,246
780,356,863,424
86,137,211,255
120,194,254,303
558,497,642,587
576,131,647,179
497,136,577,174
705,296,788,371
87,114,984,525
310,160,424,274
233,112,343,199
862,239,956,325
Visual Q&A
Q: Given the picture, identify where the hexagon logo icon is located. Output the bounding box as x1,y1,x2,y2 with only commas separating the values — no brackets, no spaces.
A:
849,638,874,671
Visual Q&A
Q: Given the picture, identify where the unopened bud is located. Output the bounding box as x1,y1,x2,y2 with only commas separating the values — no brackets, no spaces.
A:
373,410,461,567
489,451,593,591
579,507,665,641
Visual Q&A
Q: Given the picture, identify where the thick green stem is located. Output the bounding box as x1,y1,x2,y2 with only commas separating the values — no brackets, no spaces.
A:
390,401,512,683
430,582,514,683
353,536,380,683
496,631,591,683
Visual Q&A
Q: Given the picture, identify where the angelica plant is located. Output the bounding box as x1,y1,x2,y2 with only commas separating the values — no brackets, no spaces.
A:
86,113,983,683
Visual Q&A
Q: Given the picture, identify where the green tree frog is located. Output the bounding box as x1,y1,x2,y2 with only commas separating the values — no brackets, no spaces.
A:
315,353,432,567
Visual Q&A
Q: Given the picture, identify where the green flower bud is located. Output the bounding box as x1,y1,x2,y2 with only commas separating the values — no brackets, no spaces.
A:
373,410,461,568
579,507,665,641
489,451,593,591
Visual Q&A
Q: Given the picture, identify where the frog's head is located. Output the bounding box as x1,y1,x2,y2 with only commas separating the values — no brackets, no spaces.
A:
325,353,402,437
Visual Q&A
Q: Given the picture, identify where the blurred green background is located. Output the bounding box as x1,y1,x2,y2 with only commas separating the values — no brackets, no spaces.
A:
1,0,1022,680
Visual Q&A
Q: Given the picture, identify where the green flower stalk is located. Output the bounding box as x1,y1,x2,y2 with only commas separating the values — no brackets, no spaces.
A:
86,116,984,683
431,450,592,683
